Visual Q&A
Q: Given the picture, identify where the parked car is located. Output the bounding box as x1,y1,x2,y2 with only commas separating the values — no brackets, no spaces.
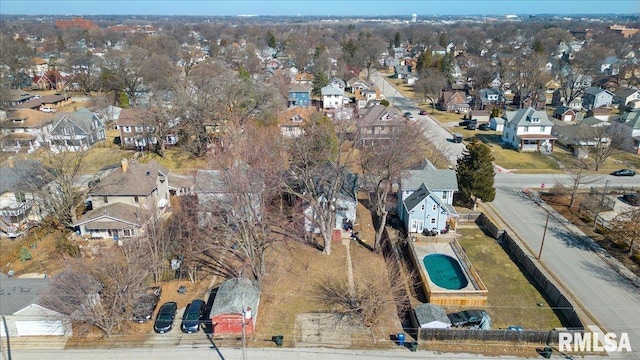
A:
181,299,206,333
39,105,57,113
466,120,477,130
453,133,463,143
611,169,636,177
419,110,428,115
404,111,412,117
153,301,177,334
622,193,640,206
478,123,490,131
447,310,490,327
133,286,162,322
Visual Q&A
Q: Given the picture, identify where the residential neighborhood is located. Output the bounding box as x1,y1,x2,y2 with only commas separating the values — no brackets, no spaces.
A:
0,4,639,359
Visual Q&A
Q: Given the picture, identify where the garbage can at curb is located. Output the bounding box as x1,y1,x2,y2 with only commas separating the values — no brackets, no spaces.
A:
272,335,284,347
397,333,405,346
409,341,418,352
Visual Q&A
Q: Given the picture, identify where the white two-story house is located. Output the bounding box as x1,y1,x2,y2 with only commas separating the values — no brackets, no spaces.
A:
398,162,459,235
502,107,556,152
321,85,344,110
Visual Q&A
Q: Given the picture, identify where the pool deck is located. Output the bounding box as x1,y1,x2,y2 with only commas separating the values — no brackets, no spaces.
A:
409,237,488,307
412,242,476,292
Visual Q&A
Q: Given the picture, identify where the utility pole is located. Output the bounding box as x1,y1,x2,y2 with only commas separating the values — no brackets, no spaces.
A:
241,289,247,360
1,315,12,360
538,211,550,260
593,180,609,230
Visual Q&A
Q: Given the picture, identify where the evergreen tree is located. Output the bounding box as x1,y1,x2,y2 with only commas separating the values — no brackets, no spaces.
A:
312,71,328,97
266,30,277,49
416,51,433,73
456,140,496,210
393,32,401,48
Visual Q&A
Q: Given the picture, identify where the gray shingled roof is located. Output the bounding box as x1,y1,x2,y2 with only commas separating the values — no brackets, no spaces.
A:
504,107,554,128
210,278,260,318
0,159,52,195
91,160,168,196
321,85,343,96
0,275,50,315
52,108,103,135
404,184,430,212
414,303,451,328
74,202,151,228
402,166,459,192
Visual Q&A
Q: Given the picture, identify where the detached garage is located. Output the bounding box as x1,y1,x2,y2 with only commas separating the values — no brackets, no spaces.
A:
0,274,72,338
210,278,260,336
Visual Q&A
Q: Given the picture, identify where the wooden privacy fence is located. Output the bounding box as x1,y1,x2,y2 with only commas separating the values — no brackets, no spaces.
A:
457,212,482,223
418,328,583,344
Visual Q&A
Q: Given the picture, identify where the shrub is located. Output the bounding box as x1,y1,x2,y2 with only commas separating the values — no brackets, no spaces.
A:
20,246,32,262
55,237,81,258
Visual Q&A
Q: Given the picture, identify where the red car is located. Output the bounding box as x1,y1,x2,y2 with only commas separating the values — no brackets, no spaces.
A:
419,110,428,115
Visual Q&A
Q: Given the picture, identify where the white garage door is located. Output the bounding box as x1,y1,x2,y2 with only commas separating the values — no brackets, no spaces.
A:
15,321,65,336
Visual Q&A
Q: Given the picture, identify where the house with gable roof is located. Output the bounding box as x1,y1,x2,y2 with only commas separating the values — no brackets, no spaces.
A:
502,107,556,152
0,274,72,338
48,108,105,152
356,104,405,145
611,110,640,154
398,161,459,235
0,109,55,153
287,84,312,108
582,87,614,110
437,91,470,113
0,159,54,237
321,85,344,110
73,159,169,239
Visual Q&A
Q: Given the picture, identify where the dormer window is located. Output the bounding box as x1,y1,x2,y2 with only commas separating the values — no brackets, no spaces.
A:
531,117,540,123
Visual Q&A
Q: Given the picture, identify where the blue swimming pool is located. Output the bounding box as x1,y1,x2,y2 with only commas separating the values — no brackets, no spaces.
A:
423,254,469,290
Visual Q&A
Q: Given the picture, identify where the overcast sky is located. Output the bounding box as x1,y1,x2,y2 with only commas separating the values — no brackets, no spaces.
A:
2,0,639,16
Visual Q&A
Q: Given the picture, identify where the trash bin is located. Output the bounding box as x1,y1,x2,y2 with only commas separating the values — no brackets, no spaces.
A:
409,341,418,352
397,333,405,346
272,335,284,347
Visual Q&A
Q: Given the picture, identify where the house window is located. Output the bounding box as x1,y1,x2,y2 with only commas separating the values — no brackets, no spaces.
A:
430,218,436,224
540,126,546,132
103,196,108,203
421,204,425,211
531,118,540,123
123,126,132,133
523,126,529,132
122,229,133,237
432,205,437,211
135,126,144,132
134,196,139,203
441,191,447,200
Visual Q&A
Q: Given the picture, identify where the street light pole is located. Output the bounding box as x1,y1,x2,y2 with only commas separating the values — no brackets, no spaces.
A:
537,212,550,260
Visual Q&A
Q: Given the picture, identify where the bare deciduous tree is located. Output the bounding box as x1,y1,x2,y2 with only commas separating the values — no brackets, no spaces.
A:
286,112,356,255
313,257,413,327
414,69,446,110
608,208,640,255
359,121,428,251
33,149,88,228
560,158,602,208
40,247,149,338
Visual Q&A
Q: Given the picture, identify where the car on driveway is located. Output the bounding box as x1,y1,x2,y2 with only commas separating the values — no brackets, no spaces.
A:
154,301,177,334
611,169,636,177
39,105,57,113
419,110,428,115
181,299,206,333
622,193,640,206
133,286,162,322
447,310,490,327
478,123,490,131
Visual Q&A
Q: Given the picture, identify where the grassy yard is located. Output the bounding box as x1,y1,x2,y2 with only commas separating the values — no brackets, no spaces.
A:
472,134,563,173
456,228,564,330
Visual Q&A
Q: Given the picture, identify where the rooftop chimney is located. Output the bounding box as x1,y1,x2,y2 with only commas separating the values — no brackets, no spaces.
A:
121,158,128,173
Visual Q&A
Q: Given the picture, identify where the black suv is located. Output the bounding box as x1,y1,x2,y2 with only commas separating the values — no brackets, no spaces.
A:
181,299,206,333
448,310,489,327
133,286,162,322
154,301,177,334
